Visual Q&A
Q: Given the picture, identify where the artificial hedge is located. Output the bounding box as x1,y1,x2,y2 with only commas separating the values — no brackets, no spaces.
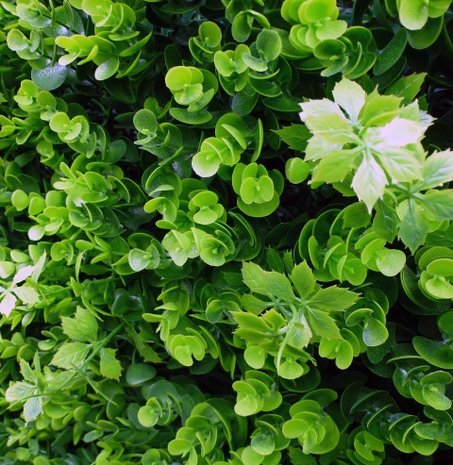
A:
1,0,453,463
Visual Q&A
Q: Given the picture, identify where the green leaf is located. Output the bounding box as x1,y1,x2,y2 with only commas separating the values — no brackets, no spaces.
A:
362,318,389,346
407,16,443,49
95,57,120,81
375,249,406,276
291,261,316,298
199,236,229,267
273,125,310,151
299,0,339,23
397,199,429,253
421,150,453,189
251,431,275,456
170,107,212,125
13,285,39,305
31,64,68,91
244,346,266,369
128,248,154,272
398,0,429,30
61,307,98,342
300,103,353,144
133,109,158,135
138,405,159,428
424,275,453,299
306,309,340,339
286,158,311,184
51,342,90,369
422,190,453,220
278,359,306,379
5,381,37,402
126,363,157,385
23,396,42,423
378,148,421,183
242,262,296,300
11,190,29,211
0,292,17,317
311,149,358,183
332,78,366,121
437,311,453,339
99,348,122,380
413,337,453,369
6,28,29,52
351,156,387,213
374,29,407,75
256,29,282,61
385,73,426,104
308,286,359,312
373,199,398,241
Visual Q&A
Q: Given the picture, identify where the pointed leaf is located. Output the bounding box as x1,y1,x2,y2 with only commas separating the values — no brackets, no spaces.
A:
332,78,366,121
61,307,98,342
308,286,359,312
352,156,387,213
291,261,316,298
421,150,453,189
242,262,296,301
51,342,90,369
100,348,122,380
0,292,17,316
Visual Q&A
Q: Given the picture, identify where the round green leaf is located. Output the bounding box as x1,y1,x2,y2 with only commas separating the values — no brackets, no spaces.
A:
362,318,389,346
31,64,68,91
426,258,453,277
375,249,406,276
244,346,266,369
285,158,311,184
126,363,157,386
95,57,120,81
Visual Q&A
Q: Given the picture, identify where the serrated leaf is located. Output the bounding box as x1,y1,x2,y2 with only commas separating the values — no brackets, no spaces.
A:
13,265,36,284
375,117,428,148
420,150,453,189
51,342,89,369
99,348,122,380
373,199,398,241
332,78,366,121
291,261,316,298
23,396,42,422
311,149,358,183
351,156,387,213
61,307,98,342
0,292,17,316
397,199,429,253
306,308,340,339
273,124,310,151
5,381,37,402
421,190,453,220
378,148,421,183
13,285,39,305
308,286,359,312
301,112,353,144
242,262,296,301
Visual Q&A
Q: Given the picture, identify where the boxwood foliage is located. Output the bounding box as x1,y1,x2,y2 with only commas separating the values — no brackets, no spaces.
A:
1,0,453,464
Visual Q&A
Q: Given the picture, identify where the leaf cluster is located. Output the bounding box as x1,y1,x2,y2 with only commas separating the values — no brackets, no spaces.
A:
0,1,453,465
